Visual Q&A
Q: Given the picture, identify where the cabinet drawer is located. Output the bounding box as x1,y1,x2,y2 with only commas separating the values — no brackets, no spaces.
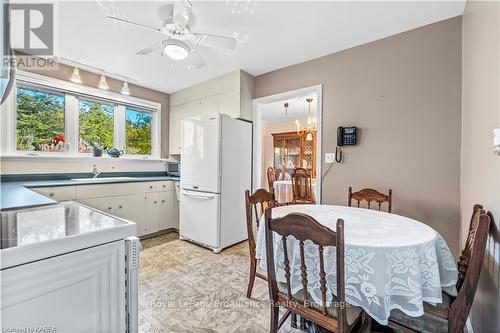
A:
157,181,174,192
76,183,144,199
144,182,157,193
31,186,76,201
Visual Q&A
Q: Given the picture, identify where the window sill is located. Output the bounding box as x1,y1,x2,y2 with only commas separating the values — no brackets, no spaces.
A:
0,154,167,163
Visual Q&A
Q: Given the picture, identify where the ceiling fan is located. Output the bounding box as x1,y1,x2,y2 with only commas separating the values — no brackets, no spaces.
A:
106,0,236,69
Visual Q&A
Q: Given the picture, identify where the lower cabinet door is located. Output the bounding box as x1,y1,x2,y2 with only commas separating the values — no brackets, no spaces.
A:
114,194,146,236
1,241,126,333
77,197,115,215
145,192,160,235
159,191,175,230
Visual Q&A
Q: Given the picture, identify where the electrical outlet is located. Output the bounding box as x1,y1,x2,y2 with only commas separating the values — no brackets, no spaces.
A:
325,153,336,163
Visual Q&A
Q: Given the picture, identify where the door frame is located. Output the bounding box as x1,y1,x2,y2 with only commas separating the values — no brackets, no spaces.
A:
252,84,323,203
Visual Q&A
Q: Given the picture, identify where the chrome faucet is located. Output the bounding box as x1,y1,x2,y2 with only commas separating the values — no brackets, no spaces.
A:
92,164,114,179
92,164,100,179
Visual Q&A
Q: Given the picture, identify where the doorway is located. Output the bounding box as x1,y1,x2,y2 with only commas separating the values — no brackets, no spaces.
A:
252,85,322,203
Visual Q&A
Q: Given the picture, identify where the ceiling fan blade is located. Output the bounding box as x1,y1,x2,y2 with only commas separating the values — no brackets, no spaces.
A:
188,49,206,69
137,40,166,55
106,16,161,33
195,33,236,50
173,0,192,29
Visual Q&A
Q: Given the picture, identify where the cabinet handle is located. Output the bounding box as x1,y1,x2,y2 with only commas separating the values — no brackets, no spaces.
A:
162,200,165,203
118,205,123,209
154,201,157,204
149,186,153,189
49,192,54,197
107,206,112,210
163,185,166,188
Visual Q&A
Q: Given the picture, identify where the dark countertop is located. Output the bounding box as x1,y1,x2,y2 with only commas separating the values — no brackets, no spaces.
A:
1,175,180,211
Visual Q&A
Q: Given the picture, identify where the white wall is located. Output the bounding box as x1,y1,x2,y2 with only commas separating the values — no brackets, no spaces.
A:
461,1,500,331
0,156,166,174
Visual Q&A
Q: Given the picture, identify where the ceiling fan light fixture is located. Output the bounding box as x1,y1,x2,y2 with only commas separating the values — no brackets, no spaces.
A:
164,40,190,60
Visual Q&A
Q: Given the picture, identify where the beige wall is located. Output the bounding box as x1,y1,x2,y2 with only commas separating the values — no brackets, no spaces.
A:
261,121,299,189
255,17,463,256
461,1,500,331
16,60,170,158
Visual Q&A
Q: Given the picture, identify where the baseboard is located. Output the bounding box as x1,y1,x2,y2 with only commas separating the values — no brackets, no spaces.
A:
466,317,473,333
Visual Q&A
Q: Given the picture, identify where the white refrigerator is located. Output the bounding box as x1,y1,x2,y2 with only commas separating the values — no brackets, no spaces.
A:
180,113,252,253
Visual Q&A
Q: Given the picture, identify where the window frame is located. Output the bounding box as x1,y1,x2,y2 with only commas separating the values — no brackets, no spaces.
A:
14,83,67,154
77,97,117,154
2,70,161,159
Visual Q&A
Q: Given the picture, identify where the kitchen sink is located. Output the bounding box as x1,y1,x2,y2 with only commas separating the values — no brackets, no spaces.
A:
70,177,137,182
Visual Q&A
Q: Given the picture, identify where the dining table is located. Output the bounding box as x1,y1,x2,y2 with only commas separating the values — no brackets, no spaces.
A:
273,179,317,204
255,204,458,325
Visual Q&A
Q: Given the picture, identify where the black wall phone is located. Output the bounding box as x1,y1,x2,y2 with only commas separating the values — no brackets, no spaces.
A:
335,126,357,162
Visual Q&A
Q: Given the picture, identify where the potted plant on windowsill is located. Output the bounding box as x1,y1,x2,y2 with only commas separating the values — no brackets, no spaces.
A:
90,142,104,157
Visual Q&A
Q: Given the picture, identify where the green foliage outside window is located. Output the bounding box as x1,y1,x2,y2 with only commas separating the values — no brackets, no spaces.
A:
15,86,153,156
79,100,114,153
126,108,152,155
16,87,65,152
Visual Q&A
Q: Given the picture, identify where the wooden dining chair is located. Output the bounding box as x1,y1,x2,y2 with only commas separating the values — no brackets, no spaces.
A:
348,187,392,213
245,188,276,299
387,205,491,333
267,167,277,190
264,209,371,333
291,168,315,204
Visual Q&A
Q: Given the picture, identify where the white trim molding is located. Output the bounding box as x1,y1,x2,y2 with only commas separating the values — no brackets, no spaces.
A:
16,70,161,110
252,84,323,203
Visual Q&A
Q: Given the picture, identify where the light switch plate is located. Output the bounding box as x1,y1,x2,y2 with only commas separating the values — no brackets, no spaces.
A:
325,153,336,163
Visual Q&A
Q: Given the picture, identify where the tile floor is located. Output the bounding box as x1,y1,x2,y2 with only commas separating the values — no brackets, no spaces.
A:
138,233,302,333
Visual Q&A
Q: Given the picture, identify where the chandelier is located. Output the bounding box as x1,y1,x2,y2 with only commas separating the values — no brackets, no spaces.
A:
296,97,316,141
283,102,289,117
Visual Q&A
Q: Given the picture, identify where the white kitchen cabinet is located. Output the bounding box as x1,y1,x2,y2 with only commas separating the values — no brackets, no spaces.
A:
30,186,76,201
1,240,125,333
76,182,144,199
158,181,174,191
34,181,177,237
169,101,199,155
218,89,240,118
78,197,115,215
114,194,146,235
199,95,219,117
145,192,160,235
159,191,176,230
144,182,158,193
169,70,254,156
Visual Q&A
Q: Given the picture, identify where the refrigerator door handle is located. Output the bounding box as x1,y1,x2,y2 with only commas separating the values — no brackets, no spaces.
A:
181,190,215,199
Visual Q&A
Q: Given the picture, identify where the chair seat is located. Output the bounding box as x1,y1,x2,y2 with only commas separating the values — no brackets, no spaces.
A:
278,283,363,326
388,291,452,333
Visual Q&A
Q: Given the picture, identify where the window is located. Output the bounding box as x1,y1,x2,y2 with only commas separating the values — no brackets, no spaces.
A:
125,107,152,155
16,86,65,152
5,73,161,159
79,99,114,153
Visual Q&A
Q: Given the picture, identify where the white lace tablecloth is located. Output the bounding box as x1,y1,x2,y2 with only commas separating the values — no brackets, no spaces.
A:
273,180,316,204
255,205,458,325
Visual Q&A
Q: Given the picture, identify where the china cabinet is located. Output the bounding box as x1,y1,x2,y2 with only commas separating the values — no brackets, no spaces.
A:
272,131,316,179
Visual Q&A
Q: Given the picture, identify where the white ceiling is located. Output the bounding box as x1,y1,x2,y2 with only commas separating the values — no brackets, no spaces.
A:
58,1,465,93
261,94,317,123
